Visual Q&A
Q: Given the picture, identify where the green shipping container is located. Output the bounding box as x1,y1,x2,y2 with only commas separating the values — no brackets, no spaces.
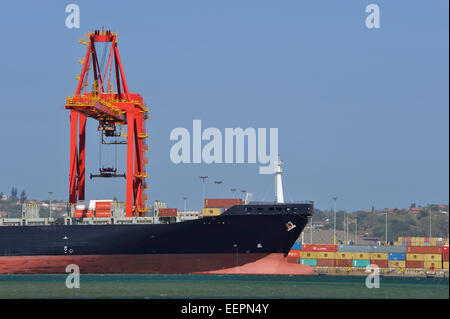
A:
353,259,370,267
300,258,317,266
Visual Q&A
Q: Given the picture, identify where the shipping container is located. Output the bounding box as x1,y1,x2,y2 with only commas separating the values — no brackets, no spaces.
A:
286,257,299,264
317,259,335,267
335,252,353,259
302,244,338,252
424,254,442,261
353,252,369,260
317,252,336,259
338,245,371,253
406,253,424,261
406,246,442,254
291,242,302,250
95,201,112,209
388,253,406,261
353,259,370,267
300,258,317,266
204,198,242,208
443,262,449,269
95,211,111,218
370,246,406,253
443,246,449,254
424,261,442,270
443,253,449,262
335,259,352,267
158,208,178,217
369,253,388,260
288,250,301,258
370,260,388,268
74,210,93,218
388,260,406,268
300,251,318,259
406,261,424,269
201,208,221,217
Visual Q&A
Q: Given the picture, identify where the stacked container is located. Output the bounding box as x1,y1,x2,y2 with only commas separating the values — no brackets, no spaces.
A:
95,201,112,217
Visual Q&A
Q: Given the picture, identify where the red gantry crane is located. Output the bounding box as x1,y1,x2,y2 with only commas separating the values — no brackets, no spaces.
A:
65,28,149,217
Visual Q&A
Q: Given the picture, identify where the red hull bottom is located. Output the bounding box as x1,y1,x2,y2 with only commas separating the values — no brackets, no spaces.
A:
0,253,313,275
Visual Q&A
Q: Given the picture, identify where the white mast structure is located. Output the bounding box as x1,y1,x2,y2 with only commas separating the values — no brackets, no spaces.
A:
275,156,284,203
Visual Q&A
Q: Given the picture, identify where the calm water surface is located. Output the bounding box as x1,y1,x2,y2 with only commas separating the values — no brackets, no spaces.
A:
0,274,448,299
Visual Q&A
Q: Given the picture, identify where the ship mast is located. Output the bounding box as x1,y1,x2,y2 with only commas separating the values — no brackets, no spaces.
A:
275,156,284,203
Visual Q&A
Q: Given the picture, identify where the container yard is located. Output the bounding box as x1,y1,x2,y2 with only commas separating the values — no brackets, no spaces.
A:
288,237,449,277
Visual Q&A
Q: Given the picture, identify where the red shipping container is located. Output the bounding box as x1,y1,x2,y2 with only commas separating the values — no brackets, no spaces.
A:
370,260,388,268
74,210,93,218
95,211,111,217
424,237,429,242
407,246,442,254
317,259,335,267
288,250,301,258
204,198,243,208
406,261,424,269
443,246,449,254
336,259,352,267
302,244,338,252
443,253,449,262
286,257,299,264
158,208,177,217
95,201,111,209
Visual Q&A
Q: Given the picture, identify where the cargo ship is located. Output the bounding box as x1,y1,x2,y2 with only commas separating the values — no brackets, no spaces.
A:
0,29,314,275
0,201,313,275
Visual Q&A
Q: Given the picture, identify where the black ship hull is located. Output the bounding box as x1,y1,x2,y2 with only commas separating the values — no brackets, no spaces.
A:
0,203,314,274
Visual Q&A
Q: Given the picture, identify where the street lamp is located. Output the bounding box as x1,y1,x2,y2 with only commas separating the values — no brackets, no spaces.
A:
332,196,338,245
385,209,388,244
199,176,208,209
183,196,188,212
429,207,432,238
214,181,222,197
48,191,53,219
231,188,236,198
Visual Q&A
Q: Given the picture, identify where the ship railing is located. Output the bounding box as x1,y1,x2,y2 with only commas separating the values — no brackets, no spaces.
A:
246,200,314,205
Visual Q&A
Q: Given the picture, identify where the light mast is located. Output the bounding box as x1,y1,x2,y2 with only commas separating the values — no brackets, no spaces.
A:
275,156,284,203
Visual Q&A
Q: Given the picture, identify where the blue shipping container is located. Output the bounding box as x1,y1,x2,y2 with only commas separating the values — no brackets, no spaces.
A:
291,242,302,250
300,258,317,266
388,253,406,261
352,259,370,267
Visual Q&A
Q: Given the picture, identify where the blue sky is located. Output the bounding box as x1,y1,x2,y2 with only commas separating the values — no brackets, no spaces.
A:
0,1,448,211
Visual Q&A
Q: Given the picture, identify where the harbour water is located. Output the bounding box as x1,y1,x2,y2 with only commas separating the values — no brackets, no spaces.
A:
0,274,448,299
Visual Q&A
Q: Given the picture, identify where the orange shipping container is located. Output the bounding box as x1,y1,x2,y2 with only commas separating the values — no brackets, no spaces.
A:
407,246,442,254
317,259,335,267
370,260,388,268
95,211,111,217
286,257,299,264
74,210,93,218
336,259,352,267
288,250,301,258
204,198,242,208
406,261,424,269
